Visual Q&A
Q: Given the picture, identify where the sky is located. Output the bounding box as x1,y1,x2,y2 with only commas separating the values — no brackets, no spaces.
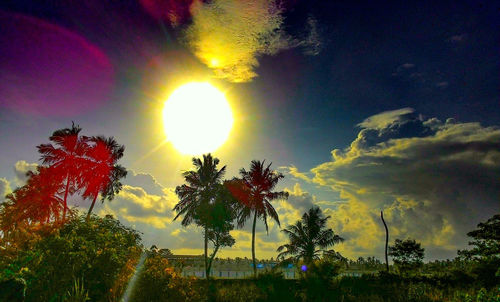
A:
0,0,499,261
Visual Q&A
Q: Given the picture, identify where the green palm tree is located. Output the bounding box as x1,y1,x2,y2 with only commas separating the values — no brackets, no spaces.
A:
173,153,226,280
80,136,127,221
37,122,87,220
229,160,288,278
277,206,344,265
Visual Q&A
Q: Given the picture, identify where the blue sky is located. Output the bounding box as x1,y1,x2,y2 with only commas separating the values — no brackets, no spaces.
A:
0,0,498,260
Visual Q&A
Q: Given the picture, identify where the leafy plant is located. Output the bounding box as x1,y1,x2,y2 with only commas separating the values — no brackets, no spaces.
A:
64,278,90,302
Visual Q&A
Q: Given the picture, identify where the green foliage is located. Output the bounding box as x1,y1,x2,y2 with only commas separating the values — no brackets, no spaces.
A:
277,207,344,264
389,238,425,275
297,259,342,302
129,251,202,302
214,281,264,302
459,213,500,260
173,153,229,279
64,278,90,302
1,214,142,302
0,277,26,302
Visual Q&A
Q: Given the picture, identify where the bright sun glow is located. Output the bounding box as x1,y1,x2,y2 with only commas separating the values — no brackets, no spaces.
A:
163,82,233,155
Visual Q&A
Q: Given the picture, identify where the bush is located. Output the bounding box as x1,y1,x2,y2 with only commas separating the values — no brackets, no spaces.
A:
1,214,142,302
129,251,203,302
297,259,342,302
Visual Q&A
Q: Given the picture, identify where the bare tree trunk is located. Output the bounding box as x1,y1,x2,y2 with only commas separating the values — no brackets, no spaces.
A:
86,194,98,221
252,211,257,278
381,210,389,272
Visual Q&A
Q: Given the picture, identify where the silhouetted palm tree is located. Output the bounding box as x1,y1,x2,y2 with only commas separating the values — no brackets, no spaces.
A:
229,160,288,278
81,136,127,221
277,206,344,265
173,153,226,280
37,122,87,220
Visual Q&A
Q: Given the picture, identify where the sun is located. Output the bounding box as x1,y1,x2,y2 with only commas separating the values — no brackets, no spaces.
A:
163,82,233,155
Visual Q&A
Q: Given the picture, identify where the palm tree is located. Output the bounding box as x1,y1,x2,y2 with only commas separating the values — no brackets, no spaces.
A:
173,153,226,280
22,167,65,224
228,160,288,278
37,122,87,220
277,206,344,265
0,167,64,248
80,136,127,221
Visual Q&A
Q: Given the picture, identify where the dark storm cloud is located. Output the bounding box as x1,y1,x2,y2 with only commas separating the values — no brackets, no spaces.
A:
302,109,500,259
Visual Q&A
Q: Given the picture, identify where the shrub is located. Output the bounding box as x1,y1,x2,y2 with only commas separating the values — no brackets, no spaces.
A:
129,251,203,302
1,214,142,302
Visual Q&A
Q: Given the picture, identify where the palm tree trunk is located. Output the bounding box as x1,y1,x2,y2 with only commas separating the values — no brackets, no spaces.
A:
86,194,98,221
62,175,70,221
381,210,389,272
204,226,209,280
252,210,257,278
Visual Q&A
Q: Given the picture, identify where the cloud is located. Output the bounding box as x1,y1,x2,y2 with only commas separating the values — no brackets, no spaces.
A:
13,160,38,187
307,110,500,259
0,178,12,200
284,183,316,214
96,170,209,251
184,0,289,82
279,165,313,183
100,185,178,228
357,108,415,129
123,169,165,196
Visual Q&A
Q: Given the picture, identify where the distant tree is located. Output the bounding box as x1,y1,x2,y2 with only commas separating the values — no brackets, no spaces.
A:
158,248,173,258
388,238,425,274
458,213,500,260
80,136,127,220
173,154,226,280
458,214,500,284
277,207,344,265
227,160,288,278
37,122,87,220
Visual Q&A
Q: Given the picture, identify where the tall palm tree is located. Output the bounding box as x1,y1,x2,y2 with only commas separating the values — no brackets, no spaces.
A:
173,153,226,280
80,136,127,221
37,122,87,220
228,160,288,278
277,206,344,265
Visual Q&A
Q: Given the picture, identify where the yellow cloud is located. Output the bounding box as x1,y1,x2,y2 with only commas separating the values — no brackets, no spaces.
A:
99,185,179,229
185,0,287,82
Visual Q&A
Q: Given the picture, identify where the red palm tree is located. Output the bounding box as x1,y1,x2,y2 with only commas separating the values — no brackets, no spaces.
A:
37,122,87,220
80,136,127,221
228,160,288,278
0,167,64,242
